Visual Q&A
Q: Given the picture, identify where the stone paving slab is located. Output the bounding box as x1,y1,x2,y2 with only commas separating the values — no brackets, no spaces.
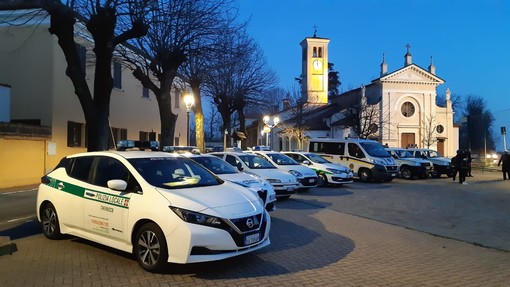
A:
1,199,509,287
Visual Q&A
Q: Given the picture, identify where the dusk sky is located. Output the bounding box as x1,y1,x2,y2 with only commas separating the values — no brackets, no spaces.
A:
238,0,510,151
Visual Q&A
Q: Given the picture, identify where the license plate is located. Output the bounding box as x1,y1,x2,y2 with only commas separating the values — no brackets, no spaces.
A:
244,233,260,245
287,186,295,191
309,178,316,183
391,173,397,177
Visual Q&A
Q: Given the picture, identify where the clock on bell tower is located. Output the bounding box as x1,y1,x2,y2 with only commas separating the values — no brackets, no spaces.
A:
299,34,330,105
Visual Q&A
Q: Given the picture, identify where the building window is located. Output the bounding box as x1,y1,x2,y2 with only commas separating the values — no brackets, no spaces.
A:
401,102,415,117
313,47,317,57
318,47,323,58
436,124,444,134
139,131,148,141
113,61,122,89
174,90,180,109
77,44,86,76
67,121,84,147
142,87,150,98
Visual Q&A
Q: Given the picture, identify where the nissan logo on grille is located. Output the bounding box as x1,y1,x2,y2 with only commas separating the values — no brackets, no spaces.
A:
246,218,254,228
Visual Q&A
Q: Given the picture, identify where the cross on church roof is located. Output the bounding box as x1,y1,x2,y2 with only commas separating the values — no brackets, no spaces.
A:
313,24,318,37
405,43,411,54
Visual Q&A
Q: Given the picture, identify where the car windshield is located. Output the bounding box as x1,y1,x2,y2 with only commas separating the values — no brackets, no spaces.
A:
266,153,299,165
360,142,391,158
128,157,221,189
394,149,414,158
305,153,331,163
238,154,276,169
426,150,443,158
190,156,238,175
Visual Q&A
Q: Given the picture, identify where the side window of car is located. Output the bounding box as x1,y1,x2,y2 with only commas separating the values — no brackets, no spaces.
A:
69,156,94,182
225,155,237,167
348,143,364,158
92,157,130,188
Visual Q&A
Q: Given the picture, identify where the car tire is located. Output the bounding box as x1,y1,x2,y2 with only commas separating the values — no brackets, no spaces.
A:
359,168,372,182
317,173,328,187
134,222,168,273
40,202,62,240
431,170,441,178
400,167,412,180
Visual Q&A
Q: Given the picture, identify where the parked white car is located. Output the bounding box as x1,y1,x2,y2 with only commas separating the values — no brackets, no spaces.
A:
385,148,434,179
249,151,318,190
183,153,277,211
210,151,299,199
283,151,353,187
36,151,270,272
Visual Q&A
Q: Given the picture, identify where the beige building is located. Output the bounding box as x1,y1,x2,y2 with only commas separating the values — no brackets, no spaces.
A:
255,35,458,157
0,9,189,188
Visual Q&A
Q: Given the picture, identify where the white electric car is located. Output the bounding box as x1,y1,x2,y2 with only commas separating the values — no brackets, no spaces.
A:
283,151,354,187
183,153,277,211
209,151,299,199
36,151,270,272
248,151,318,191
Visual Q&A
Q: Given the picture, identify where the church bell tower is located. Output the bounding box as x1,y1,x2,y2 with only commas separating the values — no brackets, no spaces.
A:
299,31,330,105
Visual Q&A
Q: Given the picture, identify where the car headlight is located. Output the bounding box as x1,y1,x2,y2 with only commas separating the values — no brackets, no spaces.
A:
266,178,282,183
326,168,343,174
288,170,303,178
170,207,226,228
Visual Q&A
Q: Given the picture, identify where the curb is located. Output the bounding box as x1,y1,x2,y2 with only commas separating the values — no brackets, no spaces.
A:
0,236,17,256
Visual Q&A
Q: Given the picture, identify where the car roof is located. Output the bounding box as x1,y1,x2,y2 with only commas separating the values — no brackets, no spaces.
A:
210,151,248,156
66,150,182,160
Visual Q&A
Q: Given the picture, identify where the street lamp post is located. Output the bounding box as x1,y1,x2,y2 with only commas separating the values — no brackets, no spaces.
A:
263,115,279,149
183,93,194,146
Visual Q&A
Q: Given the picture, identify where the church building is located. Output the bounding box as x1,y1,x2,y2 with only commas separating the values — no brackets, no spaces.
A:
259,33,458,157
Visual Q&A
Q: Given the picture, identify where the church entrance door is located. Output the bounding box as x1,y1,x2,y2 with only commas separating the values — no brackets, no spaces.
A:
401,133,415,148
437,139,445,155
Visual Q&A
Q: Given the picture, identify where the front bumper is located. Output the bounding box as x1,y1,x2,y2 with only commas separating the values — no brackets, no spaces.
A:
166,211,271,264
371,164,398,180
297,176,318,189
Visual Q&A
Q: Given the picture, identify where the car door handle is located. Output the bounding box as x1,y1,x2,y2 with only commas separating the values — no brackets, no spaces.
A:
58,182,65,190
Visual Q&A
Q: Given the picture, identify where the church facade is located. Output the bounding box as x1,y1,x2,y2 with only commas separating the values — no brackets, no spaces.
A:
261,34,458,157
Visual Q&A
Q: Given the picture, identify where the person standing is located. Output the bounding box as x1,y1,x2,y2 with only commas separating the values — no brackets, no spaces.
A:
465,149,473,177
498,150,510,180
452,150,467,184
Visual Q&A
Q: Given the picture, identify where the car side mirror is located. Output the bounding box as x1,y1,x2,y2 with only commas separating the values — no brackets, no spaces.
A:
303,160,311,165
107,179,127,191
236,162,244,172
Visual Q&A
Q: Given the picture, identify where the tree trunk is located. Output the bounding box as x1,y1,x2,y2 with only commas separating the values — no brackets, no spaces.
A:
191,84,205,152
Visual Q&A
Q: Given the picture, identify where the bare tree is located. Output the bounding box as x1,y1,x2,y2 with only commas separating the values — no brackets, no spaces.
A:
120,0,237,148
422,114,437,148
2,0,149,151
350,87,381,139
204,101,221,141
206,30,276,148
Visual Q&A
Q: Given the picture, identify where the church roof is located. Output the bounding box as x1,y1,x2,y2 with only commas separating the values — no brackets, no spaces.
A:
373,64,445,85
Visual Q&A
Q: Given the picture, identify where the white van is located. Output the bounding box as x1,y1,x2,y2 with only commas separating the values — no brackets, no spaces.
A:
308,138,398,182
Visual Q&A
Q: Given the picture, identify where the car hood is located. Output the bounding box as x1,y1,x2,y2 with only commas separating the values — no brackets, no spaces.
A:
320,162,352,172
429,157,451,165
218,173,266,188
245,169,298,183
273,164,317,177
156,182,262,218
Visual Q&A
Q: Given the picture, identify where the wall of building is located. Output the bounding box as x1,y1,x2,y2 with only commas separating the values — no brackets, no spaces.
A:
0,10,190,187
0,138,46,188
